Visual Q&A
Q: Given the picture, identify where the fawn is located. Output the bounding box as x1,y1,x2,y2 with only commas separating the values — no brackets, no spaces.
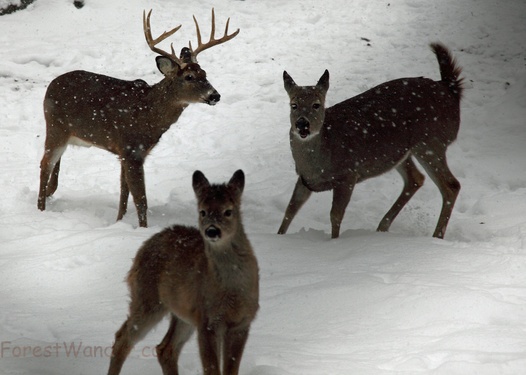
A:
278,43,464,239
107,170,259,375
38,9,239,227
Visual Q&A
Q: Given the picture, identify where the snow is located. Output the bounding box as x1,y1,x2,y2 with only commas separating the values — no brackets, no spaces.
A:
1,0,526,374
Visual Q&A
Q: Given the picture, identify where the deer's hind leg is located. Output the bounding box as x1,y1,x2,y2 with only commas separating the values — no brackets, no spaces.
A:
377,157,425,233
46,159,62,197
108,301,167,375
156,315,195,375
412,141,460,239
38,141,67,211
38,107,72,211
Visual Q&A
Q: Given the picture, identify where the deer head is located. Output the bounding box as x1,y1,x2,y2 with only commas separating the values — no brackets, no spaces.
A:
193,170,245,244
143,9,240,106
283,70,330,139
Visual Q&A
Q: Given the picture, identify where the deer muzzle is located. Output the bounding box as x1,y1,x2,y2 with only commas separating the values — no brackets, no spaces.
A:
205,90,221,106
204,225,221,241
295,117,310,138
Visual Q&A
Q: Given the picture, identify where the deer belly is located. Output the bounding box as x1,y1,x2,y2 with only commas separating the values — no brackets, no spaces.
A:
68,135,117,153
68,136,94,148
300,175,333,192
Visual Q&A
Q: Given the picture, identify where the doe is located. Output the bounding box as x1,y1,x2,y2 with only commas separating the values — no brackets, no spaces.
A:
278,43,464,239
38,9,239,227
107,170,259,375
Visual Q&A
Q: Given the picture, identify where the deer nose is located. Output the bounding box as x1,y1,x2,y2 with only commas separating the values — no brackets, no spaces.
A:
295,117,310,131
207,91,221,105
205,225,221,240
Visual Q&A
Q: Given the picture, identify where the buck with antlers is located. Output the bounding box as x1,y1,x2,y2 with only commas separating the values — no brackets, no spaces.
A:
38,9,239,227
278,43,464,239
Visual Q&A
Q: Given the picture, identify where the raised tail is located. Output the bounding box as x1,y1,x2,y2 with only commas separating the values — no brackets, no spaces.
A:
430,42,464,99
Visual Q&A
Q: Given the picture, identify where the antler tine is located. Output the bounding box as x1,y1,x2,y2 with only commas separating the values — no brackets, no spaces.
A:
188,8,240,61
210,8,216,43
190,14,202,53
143,9,184,66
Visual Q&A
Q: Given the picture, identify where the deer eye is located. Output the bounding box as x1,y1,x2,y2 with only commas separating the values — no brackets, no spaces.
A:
224,209,233,217
312,103,321,109
185,74,195,81
199,210,206,217
290,103,298,110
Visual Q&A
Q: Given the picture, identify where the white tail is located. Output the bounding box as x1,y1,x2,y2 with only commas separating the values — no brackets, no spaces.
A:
278,43,464,239
38,9,239,227
107,170,259,375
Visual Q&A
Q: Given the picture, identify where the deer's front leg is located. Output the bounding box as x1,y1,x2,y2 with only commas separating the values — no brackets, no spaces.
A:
121,152,148,227
223,326,250,375
198,326,221,375
278,177,312,235
330,178,356,238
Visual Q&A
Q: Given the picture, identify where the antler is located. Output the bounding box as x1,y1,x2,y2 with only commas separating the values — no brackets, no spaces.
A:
143,10,184,67
189,8,240,62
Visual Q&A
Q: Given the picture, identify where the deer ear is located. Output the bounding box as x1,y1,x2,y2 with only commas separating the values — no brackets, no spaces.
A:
283,71,297,92
228,169,245,196
192,170,210,195
316,69,330,92
156,56,179,76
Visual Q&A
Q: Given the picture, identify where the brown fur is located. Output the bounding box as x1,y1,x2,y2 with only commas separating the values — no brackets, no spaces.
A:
38,11,238,227
278,43,464,239
107,170,259,375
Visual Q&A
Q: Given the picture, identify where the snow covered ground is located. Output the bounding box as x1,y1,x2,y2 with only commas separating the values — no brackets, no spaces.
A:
1,0,526,374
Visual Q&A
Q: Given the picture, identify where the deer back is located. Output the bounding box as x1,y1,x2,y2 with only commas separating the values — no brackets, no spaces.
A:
285,71,461,188
324,77,460,178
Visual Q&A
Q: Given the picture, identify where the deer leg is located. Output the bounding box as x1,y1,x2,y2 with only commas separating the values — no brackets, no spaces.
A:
121,155,148,227
330,179,356,239
413,143,460,239
223,326,250,375
38,145,67,211
156,315,195,375
46,159,61,197
108,305,167,375
377,157,425,232
198,325,221,375
117,162,130,221
278,177,312,235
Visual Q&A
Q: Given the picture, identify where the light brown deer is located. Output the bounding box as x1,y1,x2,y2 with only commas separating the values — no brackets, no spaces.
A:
278,43,464,239
38,9,239,227
107,169,259,375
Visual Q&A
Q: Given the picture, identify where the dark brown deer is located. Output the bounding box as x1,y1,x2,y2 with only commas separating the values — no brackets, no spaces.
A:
107,170,259,375
38,9,239,227
278,43,464,239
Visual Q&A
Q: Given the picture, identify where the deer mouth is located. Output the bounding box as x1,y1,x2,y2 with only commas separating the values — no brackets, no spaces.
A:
295,117,311,139
204,225,221,241
298,129,310,138
204,98,218,106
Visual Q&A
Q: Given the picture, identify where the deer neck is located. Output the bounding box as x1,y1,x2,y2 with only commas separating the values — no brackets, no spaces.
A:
205,228,256,288
290,129,331,182
145,79,189,131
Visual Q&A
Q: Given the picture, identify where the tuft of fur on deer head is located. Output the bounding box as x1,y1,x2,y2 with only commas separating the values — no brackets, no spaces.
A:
278,43,464,239
38,9,239,227
107,170,259,375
